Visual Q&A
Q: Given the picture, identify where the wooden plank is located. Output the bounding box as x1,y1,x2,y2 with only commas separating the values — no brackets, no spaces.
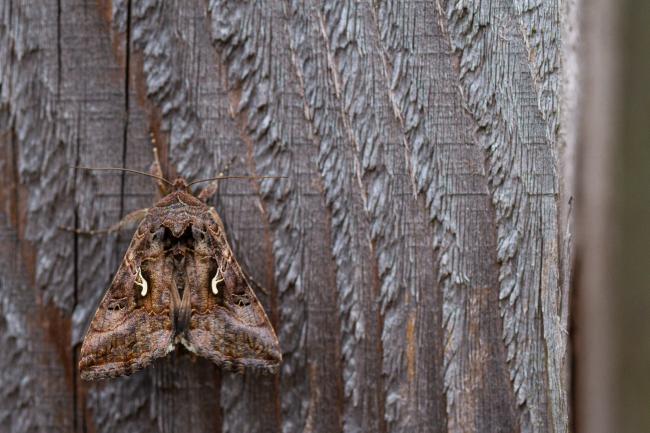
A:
442,1,568,432
148,0,279,430
310,2,468,432
55,1,161,432
81,1,224,432
376,2,520,432
283,2,395,433
209,1,344,431
0,1,76,432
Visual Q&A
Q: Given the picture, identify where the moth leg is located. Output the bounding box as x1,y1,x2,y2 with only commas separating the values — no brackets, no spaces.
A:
150,139,169,196
59,208,148,236
197,179,220,202
197,155,238,202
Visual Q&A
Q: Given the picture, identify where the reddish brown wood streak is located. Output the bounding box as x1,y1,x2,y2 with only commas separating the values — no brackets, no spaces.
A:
79,177,281,380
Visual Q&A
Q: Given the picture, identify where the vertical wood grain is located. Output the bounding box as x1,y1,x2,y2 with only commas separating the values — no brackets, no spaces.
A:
441,0,568,431
208,2,344,431
0,1,76,431
284,3,393,433
376,2,517,431
0,0,571,432
317,2,444,432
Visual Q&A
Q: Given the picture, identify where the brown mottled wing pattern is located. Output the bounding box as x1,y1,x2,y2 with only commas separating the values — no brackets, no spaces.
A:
79,219,174,380
184,208,282,372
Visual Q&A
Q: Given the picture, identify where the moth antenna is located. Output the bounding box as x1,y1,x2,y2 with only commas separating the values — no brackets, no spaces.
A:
70,165,174,186
187,175,288,187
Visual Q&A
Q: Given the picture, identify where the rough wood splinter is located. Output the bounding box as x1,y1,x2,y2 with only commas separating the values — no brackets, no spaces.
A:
77,152,282,381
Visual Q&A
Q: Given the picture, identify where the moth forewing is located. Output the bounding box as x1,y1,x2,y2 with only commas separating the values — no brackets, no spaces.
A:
78,231,175,381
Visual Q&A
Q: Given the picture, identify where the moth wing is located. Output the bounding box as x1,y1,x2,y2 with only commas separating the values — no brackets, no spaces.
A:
185,210,281,372
79,230,174,380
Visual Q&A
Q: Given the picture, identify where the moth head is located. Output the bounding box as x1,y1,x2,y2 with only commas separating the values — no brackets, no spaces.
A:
172,177,189,192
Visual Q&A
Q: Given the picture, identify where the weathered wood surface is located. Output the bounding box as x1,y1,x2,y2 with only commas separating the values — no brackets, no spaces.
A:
0,1,571,432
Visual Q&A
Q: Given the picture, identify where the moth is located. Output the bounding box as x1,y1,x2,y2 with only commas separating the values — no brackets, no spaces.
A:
76,151,282,380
